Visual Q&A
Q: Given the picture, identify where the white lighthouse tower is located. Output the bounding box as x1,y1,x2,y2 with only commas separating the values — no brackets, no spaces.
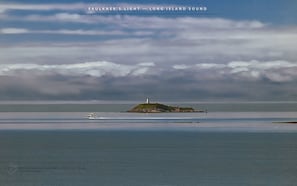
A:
146,98,150,104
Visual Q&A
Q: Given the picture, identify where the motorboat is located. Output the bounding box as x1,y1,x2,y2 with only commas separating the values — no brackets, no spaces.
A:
87,113,200,122
87,113,96,119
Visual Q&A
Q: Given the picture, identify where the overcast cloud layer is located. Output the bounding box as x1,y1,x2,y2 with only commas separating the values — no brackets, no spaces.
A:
0,1,296,101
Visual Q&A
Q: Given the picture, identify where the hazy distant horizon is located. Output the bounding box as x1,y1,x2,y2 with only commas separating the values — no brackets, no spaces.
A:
1,100,297,104
0,101,296,113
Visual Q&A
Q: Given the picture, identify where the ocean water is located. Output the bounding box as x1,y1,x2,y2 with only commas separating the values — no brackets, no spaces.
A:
1,130,297,186
0,102,297,186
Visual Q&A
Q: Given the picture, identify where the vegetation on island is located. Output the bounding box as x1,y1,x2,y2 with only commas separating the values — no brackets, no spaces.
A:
127,103,203,113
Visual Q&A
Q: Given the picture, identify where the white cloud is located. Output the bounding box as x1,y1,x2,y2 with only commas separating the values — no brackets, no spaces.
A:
227,60,297,82
138,62,155,67
0,28,128,36
1,5,296,60
1,3,297,84
195,63,226,69
0,28,29,34
3,14,296,65
228,60,297,70
1,2,297,100
23,13,95,24
0,3,87,13
54,13,81,21
172,60,297,83
42,29,127,36
173,64,189,70
0,61,156,78
1,59,296,83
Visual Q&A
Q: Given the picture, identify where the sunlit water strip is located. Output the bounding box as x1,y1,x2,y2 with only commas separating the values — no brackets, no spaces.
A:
0,112,296,132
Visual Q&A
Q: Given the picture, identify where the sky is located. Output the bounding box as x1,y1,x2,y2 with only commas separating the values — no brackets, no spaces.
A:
0,0,297,101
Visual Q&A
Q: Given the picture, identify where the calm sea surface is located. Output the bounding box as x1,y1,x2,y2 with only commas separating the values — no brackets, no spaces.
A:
0,102,297,186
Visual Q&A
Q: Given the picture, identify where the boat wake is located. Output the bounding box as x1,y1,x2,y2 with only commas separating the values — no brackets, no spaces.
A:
87,113,200,122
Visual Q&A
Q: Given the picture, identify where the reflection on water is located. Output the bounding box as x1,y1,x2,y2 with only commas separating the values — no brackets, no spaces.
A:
0,112,296,132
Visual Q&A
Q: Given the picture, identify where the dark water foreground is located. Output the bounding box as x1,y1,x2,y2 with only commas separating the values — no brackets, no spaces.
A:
1,130,297,186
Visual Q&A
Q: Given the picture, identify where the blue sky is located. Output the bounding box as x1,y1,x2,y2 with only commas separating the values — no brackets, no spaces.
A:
0,0,296,101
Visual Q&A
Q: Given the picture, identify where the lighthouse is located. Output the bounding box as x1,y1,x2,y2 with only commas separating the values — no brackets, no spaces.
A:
146,98,150,104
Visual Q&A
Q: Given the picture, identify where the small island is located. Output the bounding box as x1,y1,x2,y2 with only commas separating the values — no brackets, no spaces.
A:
128,98,204,113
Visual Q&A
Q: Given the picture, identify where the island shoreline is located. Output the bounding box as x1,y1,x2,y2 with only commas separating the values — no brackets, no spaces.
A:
127,102,205,113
